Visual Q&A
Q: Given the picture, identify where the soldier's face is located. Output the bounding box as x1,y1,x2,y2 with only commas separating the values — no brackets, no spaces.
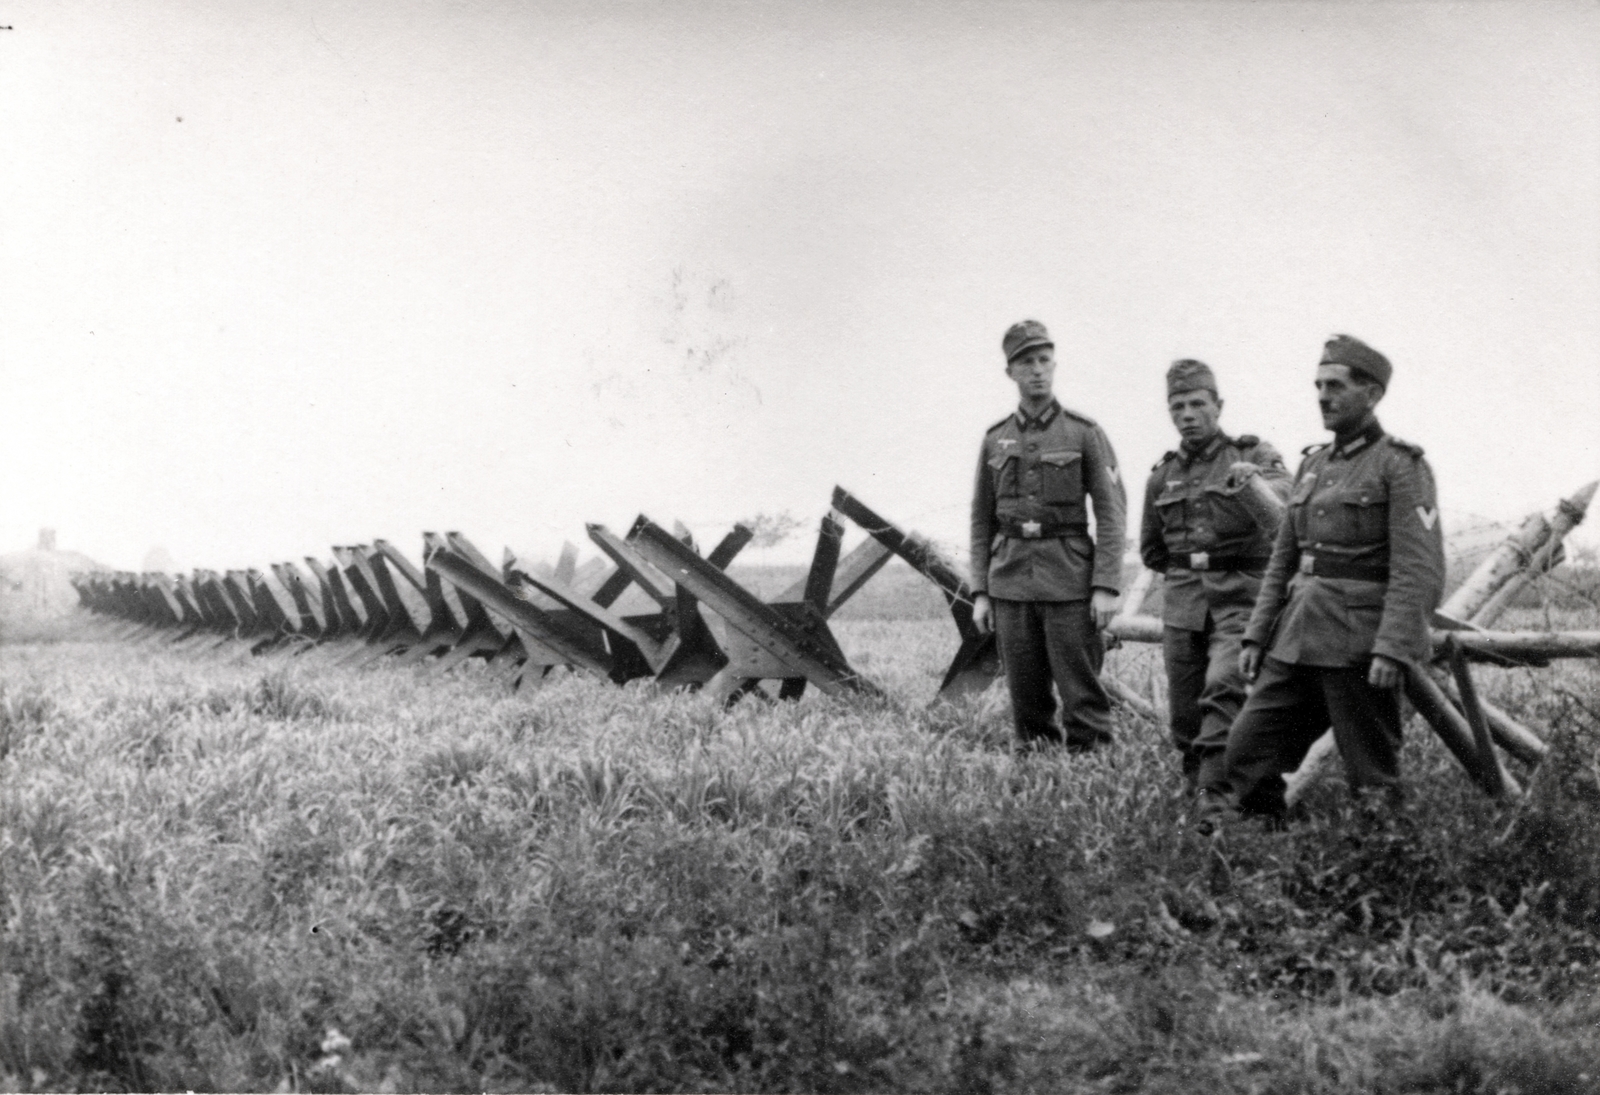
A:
1007,347,1056,401
1167,389,1222,443
1315,365,1381,433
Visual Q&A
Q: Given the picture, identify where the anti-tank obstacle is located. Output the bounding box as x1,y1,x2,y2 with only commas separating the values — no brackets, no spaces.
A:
66,477,1600,804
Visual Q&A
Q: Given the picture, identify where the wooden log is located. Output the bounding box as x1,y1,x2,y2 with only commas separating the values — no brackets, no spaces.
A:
1115,567,1157,622
1431,668,1546,766
1106,613,1163,644
1440,509,1551,621
1101,613,1599,663
1404,662,1522,799
1104,674,1157,721
1232,466,1289,529
1445,637,1509,798
1284,732,1338,808
1448,630,1600,662
1470,481,1595,627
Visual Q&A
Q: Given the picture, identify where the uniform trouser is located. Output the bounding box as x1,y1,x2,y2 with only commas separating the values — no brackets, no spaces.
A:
992,598,1113,748
1207,655,1404,816
1164,619,1248,785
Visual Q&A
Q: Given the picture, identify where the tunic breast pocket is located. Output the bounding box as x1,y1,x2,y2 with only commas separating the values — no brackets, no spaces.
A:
1154,486,1187,538
1039,450,1083,504
988,450,1021,498
1337,479,1389,544
1202,482,1251,537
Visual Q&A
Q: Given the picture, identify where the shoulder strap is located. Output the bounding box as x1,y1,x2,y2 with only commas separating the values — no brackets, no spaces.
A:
1055,404,1099,428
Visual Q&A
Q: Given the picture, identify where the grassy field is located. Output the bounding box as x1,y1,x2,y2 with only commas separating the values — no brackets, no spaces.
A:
2,606,1599,1093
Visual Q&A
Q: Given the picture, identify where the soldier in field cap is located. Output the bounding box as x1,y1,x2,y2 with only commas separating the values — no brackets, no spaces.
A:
970,320,1127,751
1201,334,1445,824
1140,358,1291,791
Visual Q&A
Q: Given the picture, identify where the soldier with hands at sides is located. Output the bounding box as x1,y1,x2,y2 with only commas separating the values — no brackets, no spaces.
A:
970,320,1127,752
1202,335,1446,822
1140,359,1291,791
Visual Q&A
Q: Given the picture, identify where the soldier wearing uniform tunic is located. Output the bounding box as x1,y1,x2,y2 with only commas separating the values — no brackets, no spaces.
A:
1140,359,1291,790
971,320,1127,751
1202,335,1446,821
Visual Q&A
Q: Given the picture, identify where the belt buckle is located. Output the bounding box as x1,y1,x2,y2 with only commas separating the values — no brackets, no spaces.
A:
1188,551,1210,571
1299,554,1315,576
1020,520,1042,539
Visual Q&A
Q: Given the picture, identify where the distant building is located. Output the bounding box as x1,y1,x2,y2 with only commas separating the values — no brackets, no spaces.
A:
0,530,106,617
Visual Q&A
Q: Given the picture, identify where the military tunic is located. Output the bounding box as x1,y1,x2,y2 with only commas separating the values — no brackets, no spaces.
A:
1139,433,1290,782
1213,420,1446,814
971,399,1127,747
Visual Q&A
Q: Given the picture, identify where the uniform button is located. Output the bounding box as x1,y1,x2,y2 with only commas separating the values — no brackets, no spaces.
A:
1316,508,1325,516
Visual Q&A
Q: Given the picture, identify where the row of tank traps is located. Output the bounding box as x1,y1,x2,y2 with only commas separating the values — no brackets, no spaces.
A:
71,482,1599,804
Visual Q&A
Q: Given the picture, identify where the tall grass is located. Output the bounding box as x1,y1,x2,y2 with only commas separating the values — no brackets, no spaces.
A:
2,628,1598,1092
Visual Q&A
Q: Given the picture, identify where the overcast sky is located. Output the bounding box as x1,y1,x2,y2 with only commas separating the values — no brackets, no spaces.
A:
2,1,1597,574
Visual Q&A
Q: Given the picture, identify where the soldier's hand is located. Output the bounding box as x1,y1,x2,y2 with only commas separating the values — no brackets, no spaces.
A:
1368,654,1403,690
1239,642,1263,682
972,593,993,635
1091,588,1118,631
1226,461,1260,491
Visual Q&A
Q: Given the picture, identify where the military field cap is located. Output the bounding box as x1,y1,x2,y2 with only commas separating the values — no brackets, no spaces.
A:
1002,319,1054,363
1166,358,1218,397
1320,334,1392,389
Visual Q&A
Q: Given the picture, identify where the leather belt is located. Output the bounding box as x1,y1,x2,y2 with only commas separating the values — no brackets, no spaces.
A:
1167,552,1270,573
999,518,1080,540
1298,552,1388,582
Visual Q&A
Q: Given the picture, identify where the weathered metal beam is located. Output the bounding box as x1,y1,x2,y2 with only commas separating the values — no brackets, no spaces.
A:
331,547,403,664
509,566,663,674
247,569,306,652
374,539,465,663
831,486,998,700
586,520,677,608
419,533,511,671
272,562,327,638
443,533,596,678
221,572,265,636
360,547,427,650
426,540,621,681
332,547,390,641
628,518,885,700
553,541,578,587
307,557,362,638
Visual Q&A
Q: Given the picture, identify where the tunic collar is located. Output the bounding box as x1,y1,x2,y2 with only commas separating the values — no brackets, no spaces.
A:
1331,419,1385,460
1178,432,1227,466
1014,399,1062,432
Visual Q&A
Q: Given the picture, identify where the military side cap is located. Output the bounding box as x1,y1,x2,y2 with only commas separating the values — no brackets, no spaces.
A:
1002,319,1053,363
1320,334,1392,389
1166,358,1218,397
